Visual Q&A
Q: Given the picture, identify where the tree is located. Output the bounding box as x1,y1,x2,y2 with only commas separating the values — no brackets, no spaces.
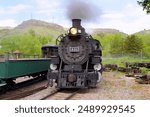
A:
124,35,143,55
138,33,150,58
138,0,150,14
109,33,124,56
29,29,36,37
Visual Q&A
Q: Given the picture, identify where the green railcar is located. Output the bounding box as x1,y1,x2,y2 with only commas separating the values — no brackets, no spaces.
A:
0,58,51,86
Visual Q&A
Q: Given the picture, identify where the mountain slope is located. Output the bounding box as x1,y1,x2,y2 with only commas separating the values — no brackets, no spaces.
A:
134,29,150,35
92,28,127,36
0,19,65,39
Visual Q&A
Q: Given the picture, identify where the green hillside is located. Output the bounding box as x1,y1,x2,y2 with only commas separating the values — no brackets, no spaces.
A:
92,29,150,66
92,29,128,57
93,29,150,60
0,19,65,39
0,29,11,38
134,29,150,35
0,19,150,60
0,19,65,55
92,28,127,36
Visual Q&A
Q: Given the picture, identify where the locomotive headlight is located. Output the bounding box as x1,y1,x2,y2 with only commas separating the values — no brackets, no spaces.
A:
78,29,81,33
70,28,77,35
94,63,102,71
50,64,57,70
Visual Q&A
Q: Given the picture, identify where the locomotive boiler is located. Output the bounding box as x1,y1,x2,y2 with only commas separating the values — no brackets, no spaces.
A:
47,19,102,88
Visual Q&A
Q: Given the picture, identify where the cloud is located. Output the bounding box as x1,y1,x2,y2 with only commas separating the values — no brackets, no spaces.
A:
99,3,150,34
33,0,66,22
0,0,150,35
102,11,125,20
35,0,61,9
0,4,32,27
0,4,31,14
34,1,150,34
35,0,64,14
0,19,17,27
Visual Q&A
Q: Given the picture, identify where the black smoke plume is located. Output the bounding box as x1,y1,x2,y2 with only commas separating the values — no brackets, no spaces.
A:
66,0,101,21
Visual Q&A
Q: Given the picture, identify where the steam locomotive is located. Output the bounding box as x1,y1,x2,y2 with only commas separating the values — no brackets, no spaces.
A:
46,19,102,88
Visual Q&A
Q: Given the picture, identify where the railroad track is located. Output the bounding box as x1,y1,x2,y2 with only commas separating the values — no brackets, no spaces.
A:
0,75,47,95
40,89,81,100
0,85,47,100
0,76,48,100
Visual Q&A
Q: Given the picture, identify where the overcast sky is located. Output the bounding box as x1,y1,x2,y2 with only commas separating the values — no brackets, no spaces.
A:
0,0,150,34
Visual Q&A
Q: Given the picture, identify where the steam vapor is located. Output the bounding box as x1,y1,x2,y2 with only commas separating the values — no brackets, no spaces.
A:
66,0,101,21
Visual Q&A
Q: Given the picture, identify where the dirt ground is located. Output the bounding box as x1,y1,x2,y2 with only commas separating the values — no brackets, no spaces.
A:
22,71,150,100
73,71,150,100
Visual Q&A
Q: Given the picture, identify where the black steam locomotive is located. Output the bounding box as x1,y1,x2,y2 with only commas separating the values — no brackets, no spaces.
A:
45,19,102,88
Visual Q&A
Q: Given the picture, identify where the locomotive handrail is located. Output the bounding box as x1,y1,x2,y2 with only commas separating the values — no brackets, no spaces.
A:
0,53,42,61
56,34,64,45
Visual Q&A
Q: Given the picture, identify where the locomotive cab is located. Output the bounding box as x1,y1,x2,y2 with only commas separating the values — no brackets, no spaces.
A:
47,19,102,88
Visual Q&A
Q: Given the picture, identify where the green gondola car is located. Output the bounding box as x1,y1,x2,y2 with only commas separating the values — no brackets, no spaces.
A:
0,44,58,87
0,58,51,86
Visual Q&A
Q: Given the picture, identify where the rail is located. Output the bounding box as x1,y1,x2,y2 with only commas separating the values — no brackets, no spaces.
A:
0,75,47,98
1,86,46,100
40,89,80,100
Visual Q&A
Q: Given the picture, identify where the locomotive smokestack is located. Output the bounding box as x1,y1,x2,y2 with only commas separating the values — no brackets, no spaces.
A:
72,19,81,28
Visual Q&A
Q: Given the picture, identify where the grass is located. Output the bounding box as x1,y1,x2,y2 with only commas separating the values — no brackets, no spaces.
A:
140,67,150,74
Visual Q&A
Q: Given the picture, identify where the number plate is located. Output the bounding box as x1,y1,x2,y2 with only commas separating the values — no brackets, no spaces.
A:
69,47,80,52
